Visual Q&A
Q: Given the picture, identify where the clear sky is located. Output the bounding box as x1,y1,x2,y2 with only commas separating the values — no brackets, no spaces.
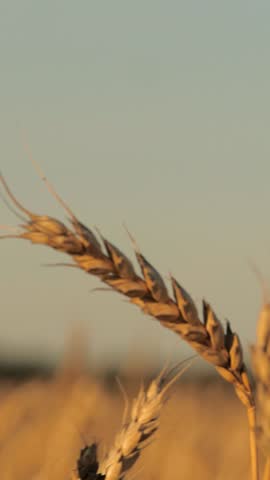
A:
1,1,270,368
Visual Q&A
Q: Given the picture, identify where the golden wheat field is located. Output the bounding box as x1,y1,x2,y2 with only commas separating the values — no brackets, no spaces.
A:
0,356,251,480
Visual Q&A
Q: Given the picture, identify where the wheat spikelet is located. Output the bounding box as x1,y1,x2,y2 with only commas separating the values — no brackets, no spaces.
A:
0,174,254,411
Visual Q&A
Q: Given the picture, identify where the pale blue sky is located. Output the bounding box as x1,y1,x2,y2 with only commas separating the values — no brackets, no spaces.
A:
1,1,270,368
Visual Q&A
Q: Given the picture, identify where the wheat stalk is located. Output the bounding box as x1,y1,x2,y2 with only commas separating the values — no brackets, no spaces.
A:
252,300,270,480
0,173,259,479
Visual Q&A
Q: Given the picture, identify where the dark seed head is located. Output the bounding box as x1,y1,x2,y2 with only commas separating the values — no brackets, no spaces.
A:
77,443,105,480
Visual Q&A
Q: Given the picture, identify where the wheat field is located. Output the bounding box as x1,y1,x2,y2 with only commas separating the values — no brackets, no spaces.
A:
0,355,251,480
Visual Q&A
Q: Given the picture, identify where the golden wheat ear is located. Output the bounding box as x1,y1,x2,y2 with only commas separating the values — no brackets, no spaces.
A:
1,173,259,480
0,173,254,406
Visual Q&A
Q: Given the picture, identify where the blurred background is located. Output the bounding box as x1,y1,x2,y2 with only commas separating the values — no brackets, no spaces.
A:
1,1,270,375
1,3,270,479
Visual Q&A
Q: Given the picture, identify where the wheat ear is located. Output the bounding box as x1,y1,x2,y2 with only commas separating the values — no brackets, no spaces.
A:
72,362,191,480
0,174,258,479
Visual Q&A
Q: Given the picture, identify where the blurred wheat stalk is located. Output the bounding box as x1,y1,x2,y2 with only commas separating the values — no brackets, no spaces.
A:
252,296,270,479
0,172,259,479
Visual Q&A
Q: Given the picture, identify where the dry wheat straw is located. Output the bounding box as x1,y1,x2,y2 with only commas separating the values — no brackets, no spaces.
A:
252,300,270,479
0,174,259,479
252,303,270,451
